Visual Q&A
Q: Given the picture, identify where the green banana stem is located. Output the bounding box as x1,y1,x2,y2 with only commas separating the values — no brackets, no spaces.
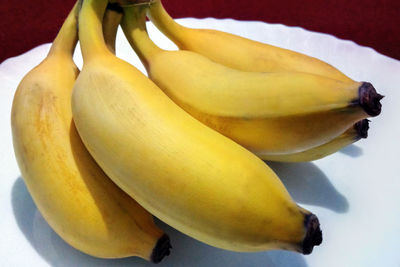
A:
48,2,79,57
79,0,111,62
121,5,163,69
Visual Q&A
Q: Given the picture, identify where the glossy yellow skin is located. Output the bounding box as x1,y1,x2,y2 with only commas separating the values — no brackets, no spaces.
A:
122,7,367,155
11,5,164,259
261,125,361,162
73,0,314,253
147,0,352,82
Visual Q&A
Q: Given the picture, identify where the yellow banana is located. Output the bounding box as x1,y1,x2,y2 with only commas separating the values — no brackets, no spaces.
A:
11,3,171,262
147,0,352,82
121,6,382,155
72,0,322,255
261,119,369,162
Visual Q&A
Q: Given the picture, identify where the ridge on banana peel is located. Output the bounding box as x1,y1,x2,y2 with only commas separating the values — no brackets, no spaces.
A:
262,119,370,162
73,0,322,255
147,0,353,82
121,5,383,156
11,3,171,262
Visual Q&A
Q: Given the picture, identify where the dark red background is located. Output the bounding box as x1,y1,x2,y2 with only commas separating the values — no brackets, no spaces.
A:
1,0,399,63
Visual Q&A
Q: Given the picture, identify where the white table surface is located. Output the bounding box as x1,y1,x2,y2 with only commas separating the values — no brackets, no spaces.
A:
1,18,399,267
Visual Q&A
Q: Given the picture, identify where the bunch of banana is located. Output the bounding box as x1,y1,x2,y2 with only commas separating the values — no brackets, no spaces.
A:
11,2,171,263
11,0,385,263
72,0,322,256
121,4,382,160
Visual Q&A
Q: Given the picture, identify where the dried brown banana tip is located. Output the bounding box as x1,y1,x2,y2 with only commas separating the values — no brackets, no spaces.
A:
358,82,384,117
354,119,370,139
302,214,323,255
151,234,172,263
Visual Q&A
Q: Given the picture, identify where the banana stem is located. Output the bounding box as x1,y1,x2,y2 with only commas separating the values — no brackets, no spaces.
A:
103,3,123,54
79,0,110,62
146,0,186,46
48,2,79,57
121,5,163,70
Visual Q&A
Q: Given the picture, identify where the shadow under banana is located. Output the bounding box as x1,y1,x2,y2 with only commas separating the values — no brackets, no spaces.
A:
12,177,309,267
266,161,349,213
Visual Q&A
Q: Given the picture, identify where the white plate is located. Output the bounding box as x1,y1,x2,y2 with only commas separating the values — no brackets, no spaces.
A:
1,18,399,267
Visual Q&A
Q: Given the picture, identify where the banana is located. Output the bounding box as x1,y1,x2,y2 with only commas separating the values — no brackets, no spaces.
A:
147,0,352,82
261,119,369,162
72,0,322,255
11,3,171,262
121,5,382,155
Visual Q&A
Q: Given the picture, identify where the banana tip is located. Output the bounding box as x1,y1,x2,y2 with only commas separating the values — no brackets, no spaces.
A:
354,119,370,139
150,234,172,263
358,82,384,117
302,214,322,255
